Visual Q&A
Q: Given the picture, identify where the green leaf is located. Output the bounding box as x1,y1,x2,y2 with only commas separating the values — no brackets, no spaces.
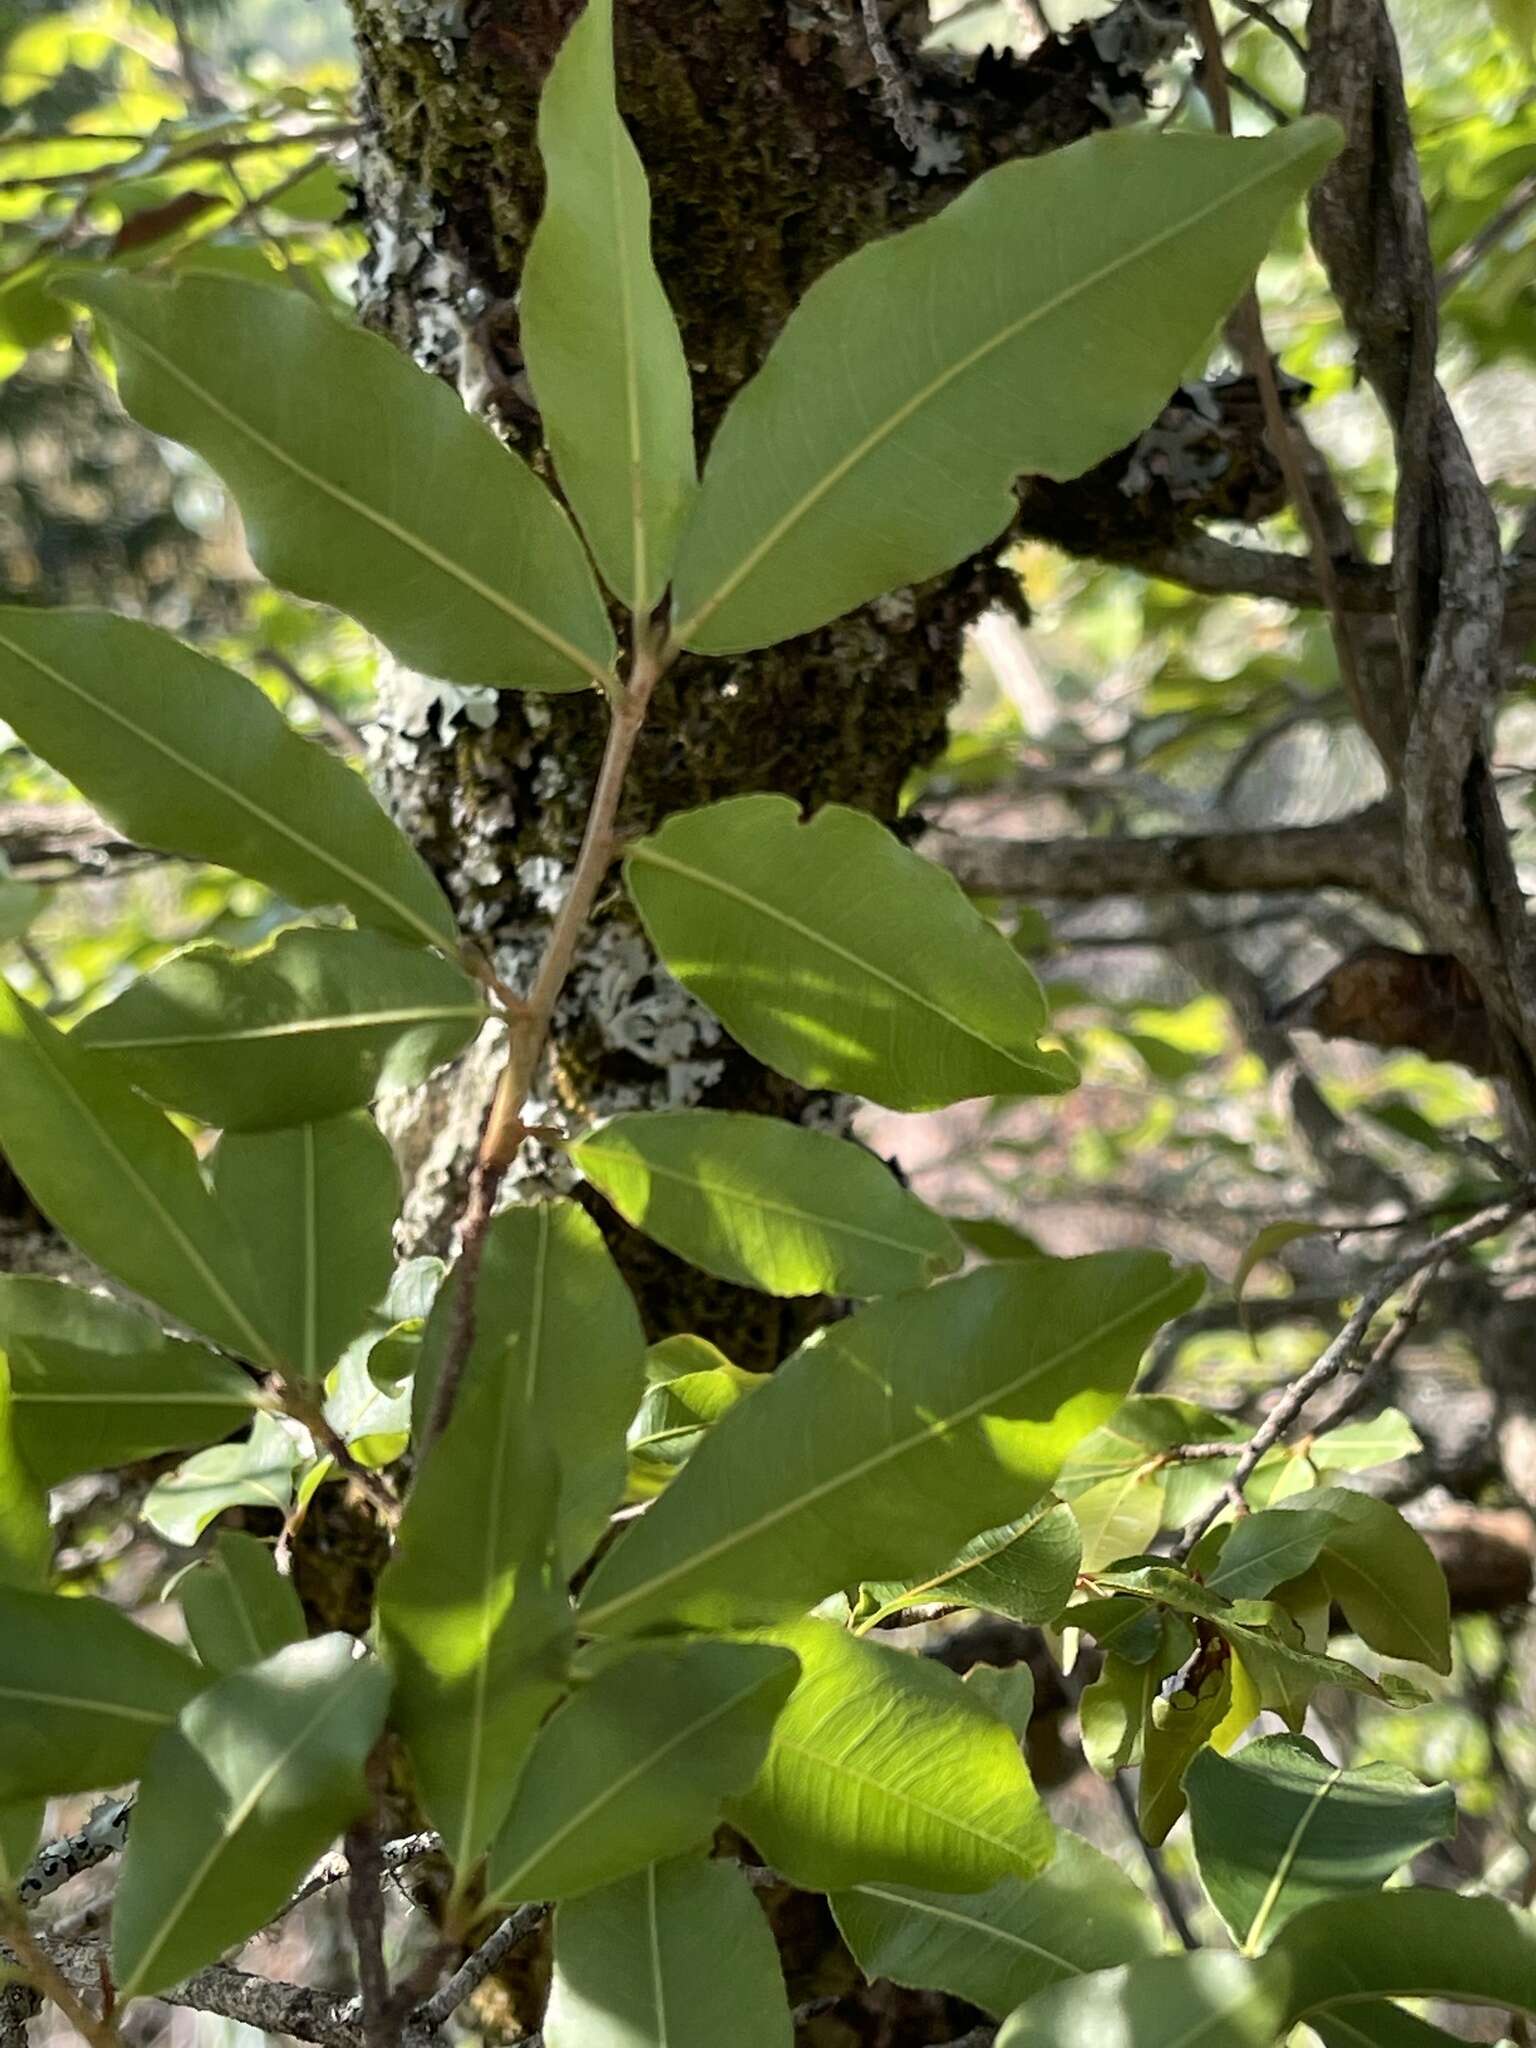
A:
0,610,456,951
142,1413,302,1547
0,1357,47,1593
573,1110,962,1297
831,1832,1164,2018
63,272,616,693
0,1587,203,1801
1184,1736,1455,1953
1078,1652,1151,1777
1057,1397,1246,1496
669,122,1339,653
77,927,486,1132
416,1199,646,1574
546,1855,789,2048
1137,1651,1231,1846
1306,1409,1421,1473
1271,1489,1451,1674
113,1634,391,1997
626,796,1076,1111
0,1277,257,1489
378,1378,572,1878
1232,1221,1326,1312
177,1531,307,1676
1066,1471,1166,1573
212,1114,399,1384
580,1253,1199,1635
1312,2005,1469,2048
628,1353,763,1497
855,1498,1082,1630
521,0,696,611
728,1620,1050,1893
1203,1506,1338,1602
0,1801,41,1897
324,1325,414,1469
485,1639,797,1906
0,981,272,1363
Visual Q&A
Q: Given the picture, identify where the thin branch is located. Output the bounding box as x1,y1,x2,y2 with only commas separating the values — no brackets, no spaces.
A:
414,1904,545,2030
1438,168,1536,301
1110,1774,1198,1950
0,1896,127,2048
1174,1190,1536,1555
1225,0,1307,63
344,1802,391,2048
256,648,366,756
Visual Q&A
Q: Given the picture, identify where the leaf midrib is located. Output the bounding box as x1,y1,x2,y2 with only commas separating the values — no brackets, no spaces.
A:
0,625,449,953
674,142,1315,640
630,841,1058,1083
580,1269,1190,1629
849,1880,1076,1971
1240,1765,1343,1955
92,1002,483,1052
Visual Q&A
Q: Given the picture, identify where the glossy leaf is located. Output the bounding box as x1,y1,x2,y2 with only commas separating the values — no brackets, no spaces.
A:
832,1832,1164,2017
378,1377,572,1877
521,0,695,610
626,796,1076,1111
417,1199,646,1572
669,122,1339,652
114,1635,391,1996
0,1276,256,1489
573,1110,962,1297
854,1498,1082,1631
726,1620,1052,1893
212,1114,399,1384
77,926,486,1132
1202,1505,1338,1602
546,1855,789,2048
1184,1736,1455,1952
142,1413,302,1548
0,1587,203,1800
1271,1489,1452,1673
177,1532,306,1677
485,1639,797,1905
65,272,616,693
580,1253,1199,1635
0,980,272,1364
0,609,456,951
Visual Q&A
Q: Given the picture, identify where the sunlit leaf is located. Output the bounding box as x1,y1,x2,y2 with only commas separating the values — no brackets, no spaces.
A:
142,1413,303,1547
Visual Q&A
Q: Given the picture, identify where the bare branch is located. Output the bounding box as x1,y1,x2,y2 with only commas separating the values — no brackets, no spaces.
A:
415,1904,545,2031
924,801,1405,907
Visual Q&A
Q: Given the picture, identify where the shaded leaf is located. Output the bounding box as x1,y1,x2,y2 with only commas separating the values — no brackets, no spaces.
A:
546,1855,789,2048
1184,1736,1455,1952
626,796,1076,1112
212,1114,399,1384
574,1110,961,1298
77,927,486,1132
113,1635,391,1996
581,1253,1198,1636
65,272,615,693
670,123,1339,652
726,1620,1051,1893
142,1413,302,1547
486,1639,797,1906
177,1532,306,1677
855,1498,1082,1630
0,1356,48,1593
0,609,455,950
0,1587,203,1801
522,0,695,610
832,1832,1164,2018
416,1199,646,1573
1271,1489,1451,1674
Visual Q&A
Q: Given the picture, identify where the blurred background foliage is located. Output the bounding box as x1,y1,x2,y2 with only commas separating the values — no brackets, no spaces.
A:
0,0,1534,2029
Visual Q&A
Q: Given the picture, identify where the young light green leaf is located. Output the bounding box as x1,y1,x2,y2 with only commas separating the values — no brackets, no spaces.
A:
831,1831,1164,2018
378,1378,572,1878
0,1277,256,1489
1056,1397,1247,1496
0,981,272,1364
579,1252,1199,1635
1078,1649,1151,1776
628,1352,763,1497
1184,1736,1455,1954
416,1199,646,1573
546,1855,789,2048
1271,1489,1451,1674
77,926,487,1132
325,1325,414,1469
177,1532,306,1677
726,1619,1052,1893
143,1413,302,1548
0,610,456,951
670,122,1340,653
113,1634,391,1996
212,1114,399,1384
485,1639,797,1906
854,1499,1082,1632
64,272,616,693
1065,1471,1166,1574
1306,1409,1421,1473
573,1110,962,1297
626,797,1076,1111
521,0,695,610
0,1587,203,1801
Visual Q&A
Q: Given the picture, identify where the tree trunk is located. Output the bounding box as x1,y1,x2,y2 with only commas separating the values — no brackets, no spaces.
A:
342,0,1165,1362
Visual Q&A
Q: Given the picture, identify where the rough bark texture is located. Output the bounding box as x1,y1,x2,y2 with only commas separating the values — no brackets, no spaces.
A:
342,0,1172,1368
